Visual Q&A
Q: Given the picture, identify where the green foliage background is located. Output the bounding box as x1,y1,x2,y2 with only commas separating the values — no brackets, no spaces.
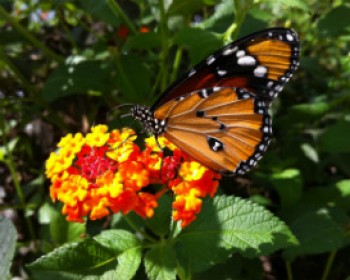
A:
1,0,350,279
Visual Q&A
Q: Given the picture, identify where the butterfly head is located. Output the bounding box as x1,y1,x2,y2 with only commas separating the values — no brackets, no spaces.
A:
131,105,167,135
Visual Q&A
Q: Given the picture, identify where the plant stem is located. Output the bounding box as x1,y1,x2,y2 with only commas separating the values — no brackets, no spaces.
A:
224,0,250,42
0,47,37,95
158,0,170,92
0,120,36,243
107,0,137,34
58,8,79,51
123,215,157,243
170,47,183,83
232,0,246,38
321,250,337,280
0,6,64,63
285,260,293,280
111,48,138,102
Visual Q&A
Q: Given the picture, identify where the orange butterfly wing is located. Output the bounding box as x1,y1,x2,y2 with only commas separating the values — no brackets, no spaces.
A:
132,28,300,174
151,28,299,110
154,87,270,174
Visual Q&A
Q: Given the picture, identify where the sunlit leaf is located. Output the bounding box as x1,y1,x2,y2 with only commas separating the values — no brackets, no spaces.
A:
29,230,141,280
0,217,17,279
177,195,297,273
301,143,319,163
144,243,177,280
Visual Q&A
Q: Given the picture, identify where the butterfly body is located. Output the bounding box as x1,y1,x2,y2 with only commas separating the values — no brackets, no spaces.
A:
131,28,300,175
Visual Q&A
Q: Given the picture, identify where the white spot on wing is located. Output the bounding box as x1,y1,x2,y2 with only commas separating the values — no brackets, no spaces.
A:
286,33,294,41
274,84,283,92
213,142,221,151
237,56,256,66
217,70,227,76
206,56,215,65
222,46,238,56
236,50,245,58
254,66,268,77
188,69,196,77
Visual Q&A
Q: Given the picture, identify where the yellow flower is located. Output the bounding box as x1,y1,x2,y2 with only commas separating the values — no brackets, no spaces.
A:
57,133,85,153
144,136,177,152
179,161,207,181
45,150,74,178
86,125,110,147
106,141,138,163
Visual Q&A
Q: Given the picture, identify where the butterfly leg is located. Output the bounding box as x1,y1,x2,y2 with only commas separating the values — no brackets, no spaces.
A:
154,135,166,180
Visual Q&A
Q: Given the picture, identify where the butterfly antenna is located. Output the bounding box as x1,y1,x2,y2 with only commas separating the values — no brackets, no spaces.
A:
111,103,135,113
107,103,134,119
121,113,132,118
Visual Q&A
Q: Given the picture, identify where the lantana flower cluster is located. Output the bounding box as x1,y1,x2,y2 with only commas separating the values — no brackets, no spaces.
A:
46,125,221,227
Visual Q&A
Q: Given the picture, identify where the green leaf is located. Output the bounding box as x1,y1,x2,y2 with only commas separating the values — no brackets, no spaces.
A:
299,180,350,212
42,59,114,102
110,211,146,231
319,120,350,153
38,203,85,244
194,254,264,280
301,143,319,163
318,5,350,37
0,137,19,159
168,0,210,17
28,239,116,272
29,230,141,280
174,27,222,64
144,243,177,280
267,0,309,11
124,32,162,50
249,194,273,207
115,55,152,104
94,229,141,254
176,195,297,273
76,0,120,27
146,194,172,237
198,0,234,32
95,230,142,280
270,169,303,209
287,102,330,122
0,216,17,279
284,208,348,259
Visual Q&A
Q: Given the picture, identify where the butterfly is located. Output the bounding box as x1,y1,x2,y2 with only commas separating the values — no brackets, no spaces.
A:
131,28,300,175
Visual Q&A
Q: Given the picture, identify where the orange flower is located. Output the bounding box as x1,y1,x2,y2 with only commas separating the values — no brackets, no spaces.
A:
45,125,221,228
134,192,158,218
139,26,150,33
